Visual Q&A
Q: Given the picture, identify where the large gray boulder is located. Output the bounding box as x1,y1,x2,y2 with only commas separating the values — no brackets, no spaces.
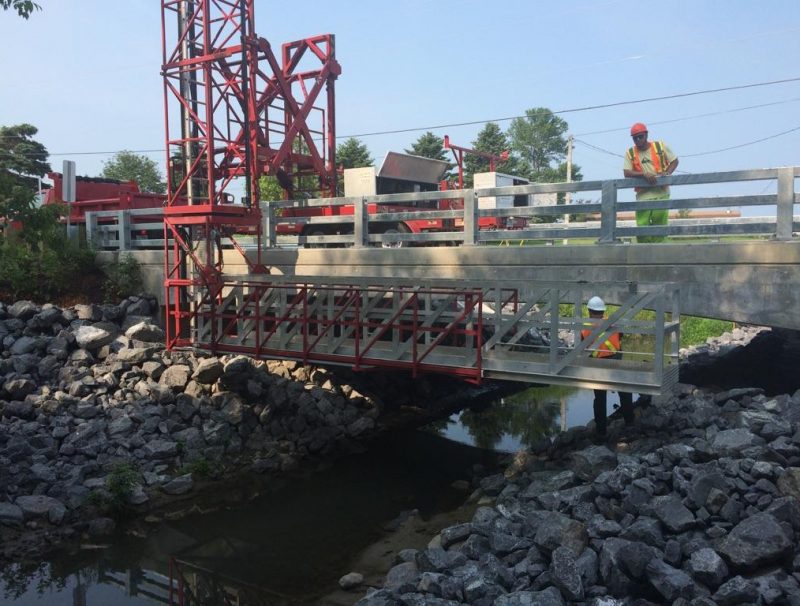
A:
717,512,792,570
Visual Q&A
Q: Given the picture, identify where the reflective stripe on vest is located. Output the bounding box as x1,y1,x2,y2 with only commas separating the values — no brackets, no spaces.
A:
627,141,668,192
581,324,622,358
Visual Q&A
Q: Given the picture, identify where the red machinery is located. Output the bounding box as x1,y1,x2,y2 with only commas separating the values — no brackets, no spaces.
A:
443,134,509,190
43,172,165,223
160,0,340,347
276,151,454,246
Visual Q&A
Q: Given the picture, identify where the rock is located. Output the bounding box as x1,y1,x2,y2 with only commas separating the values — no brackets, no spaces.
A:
162,474,193,495
15,495,66,524
570,445,618,481
338,572,363,590
687,547,729,588
384,561,419,591
531,511,588,556
124,321,165,342
193,358,224,384
8,300,37,320
549,545,583,600
653,494,696,533
645,558,694,601
777,467,800,499
160,365,191,390
717,512,792,570
712,575,759,606
74,325,116,350
711,428,764,454
0,502,24,526
494,588,566,606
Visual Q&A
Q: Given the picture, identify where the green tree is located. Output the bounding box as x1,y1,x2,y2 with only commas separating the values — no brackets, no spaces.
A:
259,175,285,201
405,131,448,162
0,123,51,189
463,123,509,179
508,108,570,182
336,137,373,169
101,151,166,194
1,0,40,18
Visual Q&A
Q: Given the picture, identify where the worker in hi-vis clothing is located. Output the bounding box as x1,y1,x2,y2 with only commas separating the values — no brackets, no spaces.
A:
581,296,635,437
623,122,679,243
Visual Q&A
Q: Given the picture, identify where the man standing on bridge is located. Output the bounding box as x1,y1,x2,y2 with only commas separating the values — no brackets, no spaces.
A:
582,296,635,438
623,123,679,243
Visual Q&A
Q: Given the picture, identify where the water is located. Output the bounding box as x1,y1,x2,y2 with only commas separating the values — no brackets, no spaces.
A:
438,385,632,452
0,431,497,606
0,385,612,605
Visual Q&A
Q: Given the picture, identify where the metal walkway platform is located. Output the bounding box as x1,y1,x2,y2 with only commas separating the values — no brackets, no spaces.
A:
177,276,680,395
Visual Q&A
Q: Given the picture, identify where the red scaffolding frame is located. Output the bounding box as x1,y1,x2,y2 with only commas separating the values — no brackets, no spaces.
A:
160,0,340,349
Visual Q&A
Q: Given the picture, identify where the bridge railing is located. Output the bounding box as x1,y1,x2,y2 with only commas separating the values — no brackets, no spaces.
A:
262,165,799,247
85,166,799,250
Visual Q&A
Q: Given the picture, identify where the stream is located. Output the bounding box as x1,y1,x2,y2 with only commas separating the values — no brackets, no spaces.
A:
0,384,620,605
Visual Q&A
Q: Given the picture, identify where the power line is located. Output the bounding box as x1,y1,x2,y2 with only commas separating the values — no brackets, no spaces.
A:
574,97,800,137
342,76,800,138
8,77,800,159
575,123,800,161
682,125,800,157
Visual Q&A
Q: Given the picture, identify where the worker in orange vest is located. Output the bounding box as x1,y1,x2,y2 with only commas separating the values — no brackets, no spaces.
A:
623,123,679,243
581,296,635,437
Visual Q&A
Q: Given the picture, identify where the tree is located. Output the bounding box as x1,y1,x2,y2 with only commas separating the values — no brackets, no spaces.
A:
1,0,40,18
405,131,448,162
336,137,373,169
508,107,570,182
0,123,51,189
259,175,285,201
460,122,527,187
101,151,166,194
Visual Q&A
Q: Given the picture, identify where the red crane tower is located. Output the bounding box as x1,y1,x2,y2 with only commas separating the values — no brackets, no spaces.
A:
160,0,340,348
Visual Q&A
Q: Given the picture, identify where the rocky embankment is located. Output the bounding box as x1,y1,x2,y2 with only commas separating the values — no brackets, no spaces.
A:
0,296,477,563
353,326,800,605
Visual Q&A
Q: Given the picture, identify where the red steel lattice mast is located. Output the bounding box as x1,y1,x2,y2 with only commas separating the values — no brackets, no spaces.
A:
160,0,340,349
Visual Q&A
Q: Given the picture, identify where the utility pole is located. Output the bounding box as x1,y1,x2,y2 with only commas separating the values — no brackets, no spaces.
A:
563,135,573,245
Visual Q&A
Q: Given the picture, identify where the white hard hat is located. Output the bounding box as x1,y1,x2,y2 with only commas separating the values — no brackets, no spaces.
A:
587,296,606,312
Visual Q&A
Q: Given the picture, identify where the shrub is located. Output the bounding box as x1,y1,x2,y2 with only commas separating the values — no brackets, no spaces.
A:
102,253,143,302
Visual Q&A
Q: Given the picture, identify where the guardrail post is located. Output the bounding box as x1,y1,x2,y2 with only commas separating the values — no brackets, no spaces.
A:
118,210,132,250
598,181,617,244
463,190,478,246
85,211,97,248
263,202,276,248
354,197,368,248
776,167,794,241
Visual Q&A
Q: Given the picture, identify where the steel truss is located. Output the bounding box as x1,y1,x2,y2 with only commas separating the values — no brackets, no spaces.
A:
187,277,679,394
160,0,340,347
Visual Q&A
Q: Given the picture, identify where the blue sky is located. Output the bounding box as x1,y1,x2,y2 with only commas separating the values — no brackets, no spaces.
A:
2,0,798,199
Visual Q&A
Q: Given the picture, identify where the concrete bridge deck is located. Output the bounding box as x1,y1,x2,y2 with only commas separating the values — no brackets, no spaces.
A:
112,238,800,331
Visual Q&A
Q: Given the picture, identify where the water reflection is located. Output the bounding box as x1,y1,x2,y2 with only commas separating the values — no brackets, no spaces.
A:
0,431,497,606
436,385,623,452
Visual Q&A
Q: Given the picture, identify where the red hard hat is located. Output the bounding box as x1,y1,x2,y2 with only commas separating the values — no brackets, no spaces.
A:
630,122,648,136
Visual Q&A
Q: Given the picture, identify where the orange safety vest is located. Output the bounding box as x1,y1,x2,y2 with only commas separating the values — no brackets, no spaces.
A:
581,322,622,358
627,141,668,192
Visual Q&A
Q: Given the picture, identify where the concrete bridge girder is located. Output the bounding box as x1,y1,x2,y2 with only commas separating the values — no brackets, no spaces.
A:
102,239,800,331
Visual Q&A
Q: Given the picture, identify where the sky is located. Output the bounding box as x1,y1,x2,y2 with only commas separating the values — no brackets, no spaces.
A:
1,0,799,203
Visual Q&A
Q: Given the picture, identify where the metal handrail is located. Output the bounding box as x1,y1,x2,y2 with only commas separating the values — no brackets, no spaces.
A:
85,166,799,249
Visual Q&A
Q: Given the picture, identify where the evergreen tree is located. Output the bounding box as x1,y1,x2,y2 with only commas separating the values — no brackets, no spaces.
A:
463,123,509,179
336,137,373,169
405,131,447,162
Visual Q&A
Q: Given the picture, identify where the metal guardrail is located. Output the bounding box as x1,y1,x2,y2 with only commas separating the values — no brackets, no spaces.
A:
85,166,799,250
